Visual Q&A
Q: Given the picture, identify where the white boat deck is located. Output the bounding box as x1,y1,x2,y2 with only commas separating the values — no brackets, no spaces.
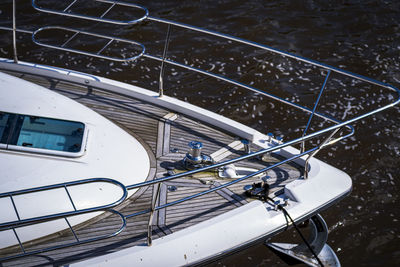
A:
0,70,302,266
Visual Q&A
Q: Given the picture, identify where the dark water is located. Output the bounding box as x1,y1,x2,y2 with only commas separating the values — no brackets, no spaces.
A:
0,0,399,266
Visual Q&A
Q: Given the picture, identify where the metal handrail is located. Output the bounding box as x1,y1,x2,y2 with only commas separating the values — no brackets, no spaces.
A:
6,0,398,198
127,145,320,220
0,144,317,261
0,178,128,229
32,0,149,25
29,25,351,128
300,70,332,153
11,0,400,220
1,209,126,262
148,16,392,89
28,1,396,91
122,86,400,191
32,26,146,62
25,2,396,126
1,1,400,259
11,3,359,132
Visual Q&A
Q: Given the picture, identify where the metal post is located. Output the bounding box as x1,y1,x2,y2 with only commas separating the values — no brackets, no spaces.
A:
159,24,172,97
147,182,161,246
12,0,18,63
304,127,341,179
300,70,331,153
241,139,251,154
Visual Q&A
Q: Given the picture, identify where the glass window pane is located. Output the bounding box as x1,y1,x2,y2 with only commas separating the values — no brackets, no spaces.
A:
10,116,85,152
0,112,13,144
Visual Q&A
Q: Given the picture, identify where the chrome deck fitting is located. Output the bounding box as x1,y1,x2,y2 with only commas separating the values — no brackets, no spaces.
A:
183,141,214,170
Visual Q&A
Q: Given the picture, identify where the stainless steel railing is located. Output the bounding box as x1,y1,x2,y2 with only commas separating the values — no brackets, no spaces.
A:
32,26,146,62
1,209,126,262
32,0,149,25
0,178,127,229
1,0,399,260
0,143,320,261
0,178,127,261
12,0,17,63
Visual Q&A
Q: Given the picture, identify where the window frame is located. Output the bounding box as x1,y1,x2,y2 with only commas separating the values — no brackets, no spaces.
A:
0,111,88,158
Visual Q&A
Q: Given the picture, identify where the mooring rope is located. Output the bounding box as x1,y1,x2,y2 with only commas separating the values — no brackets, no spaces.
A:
266,196,325,267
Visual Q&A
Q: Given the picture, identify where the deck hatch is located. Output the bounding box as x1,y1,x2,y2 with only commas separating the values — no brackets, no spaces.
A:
0,111,86,156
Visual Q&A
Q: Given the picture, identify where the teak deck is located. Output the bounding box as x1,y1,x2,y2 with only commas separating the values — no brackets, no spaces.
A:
0,69,302,266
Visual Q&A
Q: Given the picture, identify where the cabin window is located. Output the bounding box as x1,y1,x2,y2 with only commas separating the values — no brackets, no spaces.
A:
0,111,86,156
0,112,9,143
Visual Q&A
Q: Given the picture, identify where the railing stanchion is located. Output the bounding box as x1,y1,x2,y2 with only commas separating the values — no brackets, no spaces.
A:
304,127,341,179
301,70,331,153
12,0,18,63
147,182,162,246
159,24,172,97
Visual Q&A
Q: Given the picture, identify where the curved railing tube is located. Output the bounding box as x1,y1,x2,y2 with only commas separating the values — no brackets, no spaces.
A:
1,209,126,262
0,1,399,258
32,26,146,62
147,16,397,91
124,90,400,190
0,178,128,229
32,0,149,25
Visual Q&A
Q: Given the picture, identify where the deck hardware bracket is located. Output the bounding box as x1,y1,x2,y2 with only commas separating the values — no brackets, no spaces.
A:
267,132,274,142
243,180,269,199
241,139,251,154
284,198,289,206
167,185,177,192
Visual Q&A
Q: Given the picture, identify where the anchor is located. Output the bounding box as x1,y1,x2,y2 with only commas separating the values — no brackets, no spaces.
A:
266,214,341,267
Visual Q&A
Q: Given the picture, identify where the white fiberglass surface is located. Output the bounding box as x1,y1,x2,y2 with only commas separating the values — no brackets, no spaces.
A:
0,72,150,191
0,72,150,247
